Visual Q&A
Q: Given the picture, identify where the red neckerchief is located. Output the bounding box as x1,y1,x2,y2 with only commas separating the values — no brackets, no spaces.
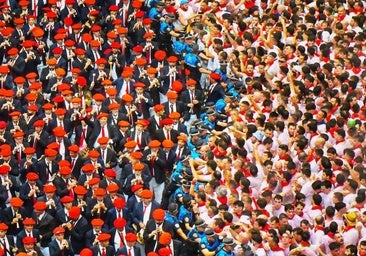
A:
214,227,222,233
300,241,310,247
257,243,264,249
217,196,227,205
197,201,206,207
355,204,364,210
327,232,335,239
297,212,304,218
279,154,289,160
261,209,270,217
321,56,330,62
311,205,322,211
245,71,254,77
287,54,296,60
335,139,345,144
281,180,290,187
271,245,283,252
337,14,346,21
266,60,274,66
344,225,355,232
244,0,255,9
309,132,318,140
314,225,324,232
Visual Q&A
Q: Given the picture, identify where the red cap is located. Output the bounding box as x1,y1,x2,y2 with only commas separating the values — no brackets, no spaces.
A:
113,218,126,229
33,201,47,211
125,233,138,242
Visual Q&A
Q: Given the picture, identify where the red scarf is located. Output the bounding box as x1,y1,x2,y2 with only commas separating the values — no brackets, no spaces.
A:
314,225,324,232
311,205,322,211
344,225,355,232
217,196,227,205
271,245,284,252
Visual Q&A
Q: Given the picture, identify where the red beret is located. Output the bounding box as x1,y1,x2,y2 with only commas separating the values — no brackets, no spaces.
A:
33,119,46,127
43,184,56,193
124,140,137,148
135,57,147,66
93,93,106,101
162,118,174,125
130,151,143,159
68,206,81,219
23,218,36,225
45,148,58,157
10,197,23,207
0,223,8,231
118,120,130,127
80,248,94,256
53,227,65,235
59,166,72,175
158,232,172,245
26,172,39,181
88,149,100,158
91,218,104,226
148,140,161,148
104,168,116,177
162,139,174,148
210,72,221,80
133,163,144,171
94,188,106,197
113,197,126,208
53,127,66,137
74,185,88,195
166,91,178,99
0,165,10,174
122,94,134,102
152,208,165,221
113,218,126,229
167,56,178,62
107,183,119,193
81,163,95,172
134,82,145,88
154,50,166,61
97,136,109,145
125,233,137,242
97,233,111,242
153,104,165,112
131,184,144,193
33,201,47,211
139,189,153,199
68,144,79,153
22,236,37,244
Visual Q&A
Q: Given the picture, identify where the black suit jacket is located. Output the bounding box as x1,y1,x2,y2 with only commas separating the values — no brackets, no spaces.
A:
132,201,160,227
96,147,117,168
1,206,26,235
153,128,179,143
48,238,74,256
142,149,166,184
16,229,40,251
115,245,141,256
69,216,90,254
33,212,56,247
180,89,204,118
19,182,44,217
143,219,175,253
126,129,150,151
206,83,225,103
91,245,115,256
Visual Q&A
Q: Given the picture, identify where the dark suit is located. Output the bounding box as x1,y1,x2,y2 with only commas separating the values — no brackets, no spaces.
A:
16,229,40,251
48,238,74,256
143,219,175,253
33,211,56,247
123,173,151,196
104,207,130,231
142,149,166,184
90,123,118,148
163,100,187,120
35,159,59,186
65,155,84,180
19,182,44,217
7,56,26,78
180,88,204,118
206,82,225,103
69,215,90,254
115,245,141,256
132,201,160,228
0,174,19,209
130,91,154,119
91,245,115,256
153,128,179,143
52,176,76,198
37,194,61,219
26,129,50,159
0,206,26,235
126,129,150,151
96,147,117,169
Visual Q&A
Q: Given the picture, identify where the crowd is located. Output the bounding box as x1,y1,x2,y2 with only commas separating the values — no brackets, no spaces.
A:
0,0,364,255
